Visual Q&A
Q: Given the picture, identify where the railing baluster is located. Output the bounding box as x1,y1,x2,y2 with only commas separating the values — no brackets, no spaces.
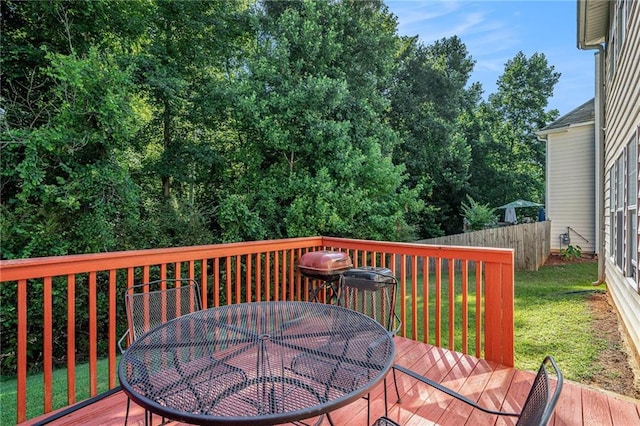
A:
43,276,53,412
461,260,469,355
189,260,195,281
246,254,252,302
213,257,220,307
411,256,418,341
17,279,27,423
448,258,455,350
287,250,293,301
160,263,167,282
108,270,117,388
200,258,208,309
255,254,262,302
265,253,271,301
435,258,442,347
274,251,280,301
175,262,182,281
422,256,429,344
225,256,231,305
235,255,241,303
143,265,150,286
295,248,302,301
67,274,76,404
88,272,97,397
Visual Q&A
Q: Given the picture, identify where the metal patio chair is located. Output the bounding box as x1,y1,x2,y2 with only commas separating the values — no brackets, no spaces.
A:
119,279,202,348
371,417,401,426
117,279,247,425
377,355,563,426
336,267,402,426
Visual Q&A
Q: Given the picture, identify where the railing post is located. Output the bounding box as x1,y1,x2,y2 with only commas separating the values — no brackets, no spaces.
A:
483,258,515,367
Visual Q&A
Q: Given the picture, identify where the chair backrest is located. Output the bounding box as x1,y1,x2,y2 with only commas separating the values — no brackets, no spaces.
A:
516,356,563,426
124,279,202,343
338,268,400,334
372,416,400,426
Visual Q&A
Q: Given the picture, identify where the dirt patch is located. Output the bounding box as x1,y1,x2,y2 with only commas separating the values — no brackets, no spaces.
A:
544,253,597,266
584,291,640,399
542,254,640,398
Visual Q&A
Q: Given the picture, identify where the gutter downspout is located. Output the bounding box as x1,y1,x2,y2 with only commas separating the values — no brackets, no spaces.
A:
577,0,606,284
578,44,605,285
594,49,605,285
576,0,606,285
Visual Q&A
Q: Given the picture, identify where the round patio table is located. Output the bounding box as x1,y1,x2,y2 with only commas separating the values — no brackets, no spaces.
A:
118,301,395,425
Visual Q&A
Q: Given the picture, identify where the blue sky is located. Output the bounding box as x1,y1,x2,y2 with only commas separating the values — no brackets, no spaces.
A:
386,0,596,116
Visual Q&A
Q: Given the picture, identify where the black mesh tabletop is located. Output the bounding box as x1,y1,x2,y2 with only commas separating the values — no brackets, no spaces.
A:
118,301,395,425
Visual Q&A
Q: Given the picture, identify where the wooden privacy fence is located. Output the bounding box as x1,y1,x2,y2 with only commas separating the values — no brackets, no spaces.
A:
418,221,551,271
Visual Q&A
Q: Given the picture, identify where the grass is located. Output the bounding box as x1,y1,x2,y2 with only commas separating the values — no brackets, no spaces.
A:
513,261,604,379
0,261,603,424
0,356,117,425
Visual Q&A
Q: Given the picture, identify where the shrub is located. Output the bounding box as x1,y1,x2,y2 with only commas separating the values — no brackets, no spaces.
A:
461,195,498,231
560,245,582,261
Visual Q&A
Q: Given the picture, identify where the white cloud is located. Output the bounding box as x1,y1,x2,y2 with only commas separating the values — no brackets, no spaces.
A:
386,0,595,114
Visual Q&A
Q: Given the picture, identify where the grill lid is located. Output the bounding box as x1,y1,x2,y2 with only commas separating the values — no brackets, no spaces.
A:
342,267,396,290
298,250,353,281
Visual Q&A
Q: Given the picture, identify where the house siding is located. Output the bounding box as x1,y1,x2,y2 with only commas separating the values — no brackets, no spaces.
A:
546,124,596,254
601,1,640,360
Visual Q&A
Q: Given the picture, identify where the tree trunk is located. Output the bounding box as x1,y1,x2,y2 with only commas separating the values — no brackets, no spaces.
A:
163,99,171,198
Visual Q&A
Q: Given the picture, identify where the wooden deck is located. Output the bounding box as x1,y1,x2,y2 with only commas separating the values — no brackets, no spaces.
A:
24,337,640,426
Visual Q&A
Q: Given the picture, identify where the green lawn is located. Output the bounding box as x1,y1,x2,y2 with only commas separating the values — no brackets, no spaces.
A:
0,357,116,425
0,261,602,424
513,261,604,378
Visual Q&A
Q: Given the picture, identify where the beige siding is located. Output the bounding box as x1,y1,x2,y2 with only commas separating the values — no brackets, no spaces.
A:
604,4,640,163
606,259,640,364
546,124,596,253
602,2,640,361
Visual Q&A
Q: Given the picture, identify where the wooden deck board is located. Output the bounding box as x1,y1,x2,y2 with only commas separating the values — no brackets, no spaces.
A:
23,337,640,426
581,386,613,426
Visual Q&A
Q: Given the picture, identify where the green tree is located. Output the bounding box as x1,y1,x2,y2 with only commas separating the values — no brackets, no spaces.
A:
1,1,149,257
128,0,250,248
222,0,422,242
1,49,144,258
469,52,560,206
389,36,479,237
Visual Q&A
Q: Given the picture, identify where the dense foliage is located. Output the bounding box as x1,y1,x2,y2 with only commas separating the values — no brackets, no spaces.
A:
1,0,559,255
1,0,559,376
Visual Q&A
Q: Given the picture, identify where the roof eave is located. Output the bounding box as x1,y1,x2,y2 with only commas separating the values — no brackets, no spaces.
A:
536,120,596,137
577,0,609,49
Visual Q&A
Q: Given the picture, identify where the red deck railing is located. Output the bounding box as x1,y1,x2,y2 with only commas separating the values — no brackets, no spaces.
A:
0,236,514,424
